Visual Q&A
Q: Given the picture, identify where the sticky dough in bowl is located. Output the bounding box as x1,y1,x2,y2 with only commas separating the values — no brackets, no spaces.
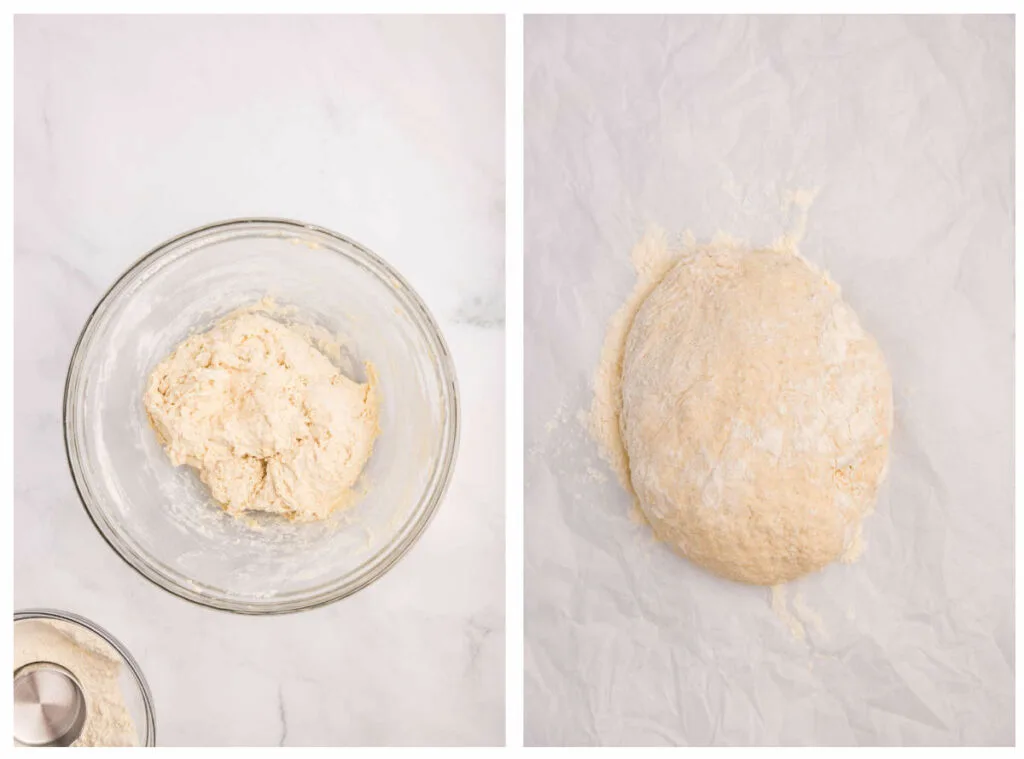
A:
64,219,459,613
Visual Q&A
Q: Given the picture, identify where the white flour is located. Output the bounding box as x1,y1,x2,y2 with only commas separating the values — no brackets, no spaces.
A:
13,618,138,747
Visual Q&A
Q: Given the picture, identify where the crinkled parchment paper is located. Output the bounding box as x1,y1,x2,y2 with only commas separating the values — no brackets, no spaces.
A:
524,15,1013,746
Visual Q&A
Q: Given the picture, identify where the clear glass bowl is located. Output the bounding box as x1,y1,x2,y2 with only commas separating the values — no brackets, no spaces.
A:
64,219,459,613
14,609,157,746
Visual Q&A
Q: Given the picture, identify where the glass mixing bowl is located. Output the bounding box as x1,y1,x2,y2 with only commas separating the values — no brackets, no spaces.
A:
14,609,157,746
64,219,459,613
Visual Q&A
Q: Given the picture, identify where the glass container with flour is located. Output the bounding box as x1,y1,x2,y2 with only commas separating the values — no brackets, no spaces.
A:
13,610,156,747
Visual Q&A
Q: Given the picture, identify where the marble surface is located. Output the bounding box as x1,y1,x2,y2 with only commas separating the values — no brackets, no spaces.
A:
14,15,504,746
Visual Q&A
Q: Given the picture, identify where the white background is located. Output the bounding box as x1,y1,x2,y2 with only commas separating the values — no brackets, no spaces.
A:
524,15,1013,746
14,15,505,746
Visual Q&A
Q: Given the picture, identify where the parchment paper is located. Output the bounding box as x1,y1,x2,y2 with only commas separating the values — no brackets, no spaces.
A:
524,15,1013,746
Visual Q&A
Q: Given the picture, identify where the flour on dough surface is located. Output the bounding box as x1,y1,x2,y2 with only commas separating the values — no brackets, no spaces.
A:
591,213,892,585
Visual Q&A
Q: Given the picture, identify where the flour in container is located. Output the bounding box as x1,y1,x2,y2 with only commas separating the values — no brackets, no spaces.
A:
13,619,138,747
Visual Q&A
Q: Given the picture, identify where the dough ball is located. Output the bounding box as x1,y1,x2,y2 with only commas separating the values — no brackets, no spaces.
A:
620,247,892,585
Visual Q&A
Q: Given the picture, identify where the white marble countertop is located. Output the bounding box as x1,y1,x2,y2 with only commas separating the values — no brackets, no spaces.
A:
14,15,504,747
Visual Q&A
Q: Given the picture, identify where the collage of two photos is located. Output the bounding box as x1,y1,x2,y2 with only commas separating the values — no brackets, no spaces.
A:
12,11,1015,749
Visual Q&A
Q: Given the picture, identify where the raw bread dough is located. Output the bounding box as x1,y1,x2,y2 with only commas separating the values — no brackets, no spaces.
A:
145,310,379,521
14,618,138,747
620,246,892,585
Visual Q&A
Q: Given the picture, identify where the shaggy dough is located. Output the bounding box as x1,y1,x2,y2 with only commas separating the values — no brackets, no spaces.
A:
145,310,379,521
620,246,892,585
14,618,138,747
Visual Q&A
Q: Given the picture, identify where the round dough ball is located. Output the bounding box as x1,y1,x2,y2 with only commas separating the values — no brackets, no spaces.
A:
620,247,892,585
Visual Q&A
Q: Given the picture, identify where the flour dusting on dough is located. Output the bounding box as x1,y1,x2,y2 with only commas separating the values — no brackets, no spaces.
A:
588,227,676,496
589,190,890,589
590,190,819,483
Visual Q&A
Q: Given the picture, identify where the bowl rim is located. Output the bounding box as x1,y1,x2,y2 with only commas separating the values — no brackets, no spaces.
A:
14,608,158,747
62,217,461,615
